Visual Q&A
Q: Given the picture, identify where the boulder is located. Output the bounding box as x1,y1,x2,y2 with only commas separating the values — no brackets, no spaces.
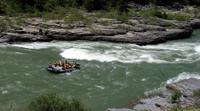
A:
190,19,200,29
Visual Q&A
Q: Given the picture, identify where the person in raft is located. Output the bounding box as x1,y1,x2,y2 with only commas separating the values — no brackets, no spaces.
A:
53,60,73,70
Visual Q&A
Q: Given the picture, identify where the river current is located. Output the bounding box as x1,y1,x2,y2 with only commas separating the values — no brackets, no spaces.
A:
0,30,200,111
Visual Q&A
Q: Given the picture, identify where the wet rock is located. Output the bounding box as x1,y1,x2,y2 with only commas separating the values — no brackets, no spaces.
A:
3,33,50,42
0,38,9,43
190,19,200,29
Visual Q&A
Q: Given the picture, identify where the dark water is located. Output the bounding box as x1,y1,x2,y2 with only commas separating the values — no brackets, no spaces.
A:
0,30,200,111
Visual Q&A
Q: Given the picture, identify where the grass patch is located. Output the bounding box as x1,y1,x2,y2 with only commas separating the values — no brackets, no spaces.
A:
138,7,192,21
95,9,131,22
0,17,11,32
20,7,73,20
193,89,200,97
41,7,69,20
0,16,23,32
64,8,91,25
167,13,191,21
170,106,200,111
139,7,168,19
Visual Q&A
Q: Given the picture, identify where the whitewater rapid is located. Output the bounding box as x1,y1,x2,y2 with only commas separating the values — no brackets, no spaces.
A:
10,39,200,64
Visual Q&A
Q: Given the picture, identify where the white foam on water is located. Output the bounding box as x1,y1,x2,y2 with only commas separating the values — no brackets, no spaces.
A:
145,72,200,96
95,85,105,90
140,43,195,51
59,42,199,63
141,78,147,82
8,40,200,64
60,48,118,62
2,90,8,94
166,72,200,84
64,72,72,76
195,45,200,53
11,41,92,49
12,43,50,49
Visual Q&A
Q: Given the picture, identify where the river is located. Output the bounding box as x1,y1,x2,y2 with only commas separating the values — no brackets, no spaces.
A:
0,30,200,111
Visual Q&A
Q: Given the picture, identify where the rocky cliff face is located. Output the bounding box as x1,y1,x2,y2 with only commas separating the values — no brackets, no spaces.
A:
0,17,199,45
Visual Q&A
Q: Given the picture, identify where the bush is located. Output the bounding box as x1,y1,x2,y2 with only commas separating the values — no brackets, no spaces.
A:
83,0,105,11
0,0,6,14
171,90,182,103
0,0,126,15
28,93,88,111
1,0,200,16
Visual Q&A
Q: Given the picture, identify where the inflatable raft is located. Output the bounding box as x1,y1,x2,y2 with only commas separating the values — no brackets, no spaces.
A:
47,61,80,74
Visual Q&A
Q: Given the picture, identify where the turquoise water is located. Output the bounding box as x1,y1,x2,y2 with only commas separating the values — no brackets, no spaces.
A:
0,30,200,111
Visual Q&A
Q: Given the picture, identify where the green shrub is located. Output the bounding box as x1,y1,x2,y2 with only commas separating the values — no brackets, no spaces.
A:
171,90,182,103
0,0,21,16
83,0,105,11
0,0,6,14
28,93,88,111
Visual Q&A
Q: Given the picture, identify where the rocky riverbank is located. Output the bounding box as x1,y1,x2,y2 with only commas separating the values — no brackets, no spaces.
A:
107,77,200,111
0,16,200,45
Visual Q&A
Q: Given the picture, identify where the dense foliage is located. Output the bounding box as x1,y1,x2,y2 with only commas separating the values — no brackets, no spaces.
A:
0,0,128,15
28,93,88,111
0,0,199,15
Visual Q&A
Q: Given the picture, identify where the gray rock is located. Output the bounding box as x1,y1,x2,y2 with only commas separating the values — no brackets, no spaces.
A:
0,17,199,45
172,78,200,96
133,78,200,111
133,96,173,111
190,19,200,29
136,24,166,31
